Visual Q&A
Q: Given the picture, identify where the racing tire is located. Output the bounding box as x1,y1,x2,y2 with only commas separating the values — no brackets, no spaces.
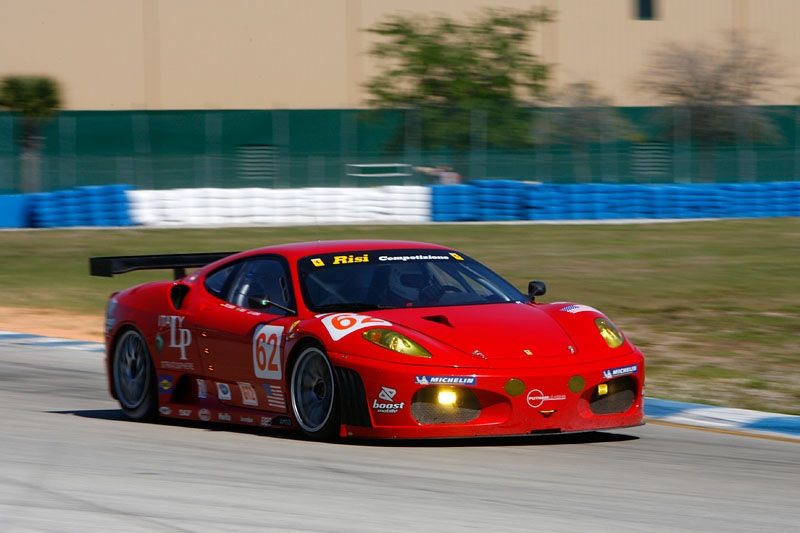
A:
290,345,340,441
111,328,158,421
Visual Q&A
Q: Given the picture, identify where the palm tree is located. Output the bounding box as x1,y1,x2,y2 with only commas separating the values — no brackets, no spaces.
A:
0,75,62,192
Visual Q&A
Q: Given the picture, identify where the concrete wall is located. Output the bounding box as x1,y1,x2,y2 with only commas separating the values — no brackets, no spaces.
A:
1,0,797,110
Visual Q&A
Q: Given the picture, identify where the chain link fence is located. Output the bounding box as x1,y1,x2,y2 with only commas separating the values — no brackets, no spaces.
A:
1,107,798,193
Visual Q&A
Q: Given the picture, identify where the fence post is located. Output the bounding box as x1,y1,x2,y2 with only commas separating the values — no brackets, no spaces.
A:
674,106,692,183
469,109,487,180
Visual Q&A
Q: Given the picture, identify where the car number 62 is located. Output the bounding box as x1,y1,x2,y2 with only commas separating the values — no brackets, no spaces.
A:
253,324,283,379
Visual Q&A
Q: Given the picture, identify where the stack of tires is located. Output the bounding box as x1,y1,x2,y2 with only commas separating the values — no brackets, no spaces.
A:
431,184,478,222
29,185,134,227
433,180,800,222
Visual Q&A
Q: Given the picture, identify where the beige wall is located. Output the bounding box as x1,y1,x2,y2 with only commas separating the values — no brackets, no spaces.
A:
1,0,797,110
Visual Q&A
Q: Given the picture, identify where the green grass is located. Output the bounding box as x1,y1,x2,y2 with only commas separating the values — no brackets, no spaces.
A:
1,219,798,415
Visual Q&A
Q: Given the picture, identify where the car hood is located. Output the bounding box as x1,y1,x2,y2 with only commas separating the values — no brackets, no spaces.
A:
380,303,579,364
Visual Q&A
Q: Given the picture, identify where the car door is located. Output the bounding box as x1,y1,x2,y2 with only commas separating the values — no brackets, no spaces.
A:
193,255,297,413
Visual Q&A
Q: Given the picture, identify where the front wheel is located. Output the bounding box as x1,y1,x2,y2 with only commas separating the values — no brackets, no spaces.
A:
111,329,157,421
290,345,339,441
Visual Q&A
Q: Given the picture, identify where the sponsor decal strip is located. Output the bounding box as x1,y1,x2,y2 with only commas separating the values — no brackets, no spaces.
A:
373,386,405,414
603,364,638,379
415,375,477,386
263,383,286,410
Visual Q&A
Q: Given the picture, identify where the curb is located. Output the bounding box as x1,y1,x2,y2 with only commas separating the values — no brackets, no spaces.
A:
0,331,105,354
3,331,798,441
644,398,800,441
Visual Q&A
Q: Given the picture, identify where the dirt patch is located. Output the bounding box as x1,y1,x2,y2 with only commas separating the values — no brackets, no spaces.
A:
0,306,104,342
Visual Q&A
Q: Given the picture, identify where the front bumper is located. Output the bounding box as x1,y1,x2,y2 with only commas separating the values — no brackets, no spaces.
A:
333,350,644,439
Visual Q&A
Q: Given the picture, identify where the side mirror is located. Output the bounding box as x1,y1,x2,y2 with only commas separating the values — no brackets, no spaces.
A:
528,280,547,302
248,295,270,310
247,294,296,315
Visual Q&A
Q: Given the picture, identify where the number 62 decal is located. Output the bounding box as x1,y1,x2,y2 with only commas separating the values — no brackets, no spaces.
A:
253,324,283,379
321,313,392,341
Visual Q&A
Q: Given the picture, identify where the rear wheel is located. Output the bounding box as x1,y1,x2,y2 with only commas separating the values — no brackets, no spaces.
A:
290,345,339,441
112,329,157,420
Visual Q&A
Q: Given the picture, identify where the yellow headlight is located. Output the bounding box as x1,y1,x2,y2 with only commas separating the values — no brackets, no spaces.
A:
595,317,625,348
362,328,432,358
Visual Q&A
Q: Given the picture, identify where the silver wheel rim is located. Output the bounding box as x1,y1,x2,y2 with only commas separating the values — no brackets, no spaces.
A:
291,348,335,433
113,330,151,410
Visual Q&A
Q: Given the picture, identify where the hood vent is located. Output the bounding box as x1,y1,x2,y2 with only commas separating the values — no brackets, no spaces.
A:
422,314,454,328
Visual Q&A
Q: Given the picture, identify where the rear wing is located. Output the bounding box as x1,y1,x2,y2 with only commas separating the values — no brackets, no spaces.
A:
90,252,239,280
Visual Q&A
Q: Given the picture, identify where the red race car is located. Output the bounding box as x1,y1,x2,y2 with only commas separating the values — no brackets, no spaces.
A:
90,240,644,440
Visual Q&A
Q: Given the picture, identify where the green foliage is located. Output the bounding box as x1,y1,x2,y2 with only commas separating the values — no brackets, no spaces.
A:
0,75,61,119
0,75,62,149
365,7,553,150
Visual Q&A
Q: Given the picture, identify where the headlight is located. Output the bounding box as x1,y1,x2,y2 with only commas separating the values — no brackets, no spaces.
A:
595,317,625,348
362,328,431,358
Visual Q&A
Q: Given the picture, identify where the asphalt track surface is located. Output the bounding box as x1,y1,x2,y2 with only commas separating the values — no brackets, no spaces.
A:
1,342,798,533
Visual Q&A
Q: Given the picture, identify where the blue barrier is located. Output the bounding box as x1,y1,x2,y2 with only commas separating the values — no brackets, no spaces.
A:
0,194,31,228
28,185,134,228
433,181,800,222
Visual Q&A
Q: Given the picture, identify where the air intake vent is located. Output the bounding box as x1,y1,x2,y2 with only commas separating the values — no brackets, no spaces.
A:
411,387,481,425
589,376,636,415
335,367,371,427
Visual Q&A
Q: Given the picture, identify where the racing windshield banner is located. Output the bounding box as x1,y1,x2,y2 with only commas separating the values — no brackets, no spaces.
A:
303,250,463,269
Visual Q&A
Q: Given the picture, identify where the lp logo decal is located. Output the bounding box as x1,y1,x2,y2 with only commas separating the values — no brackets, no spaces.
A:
254,324,283,379
158,315,192,360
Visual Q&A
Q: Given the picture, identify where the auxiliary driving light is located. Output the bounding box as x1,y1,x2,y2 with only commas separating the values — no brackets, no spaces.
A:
437,389,458,406
597,383,609,396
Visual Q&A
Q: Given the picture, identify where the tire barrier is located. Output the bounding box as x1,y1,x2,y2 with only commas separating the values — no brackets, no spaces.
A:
127,186,432,227
25,185,135,228
1,181,797,229
0,194,30,228
432,181,800,221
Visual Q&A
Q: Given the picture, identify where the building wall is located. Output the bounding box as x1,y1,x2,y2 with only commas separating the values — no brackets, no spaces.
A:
1,0,797,110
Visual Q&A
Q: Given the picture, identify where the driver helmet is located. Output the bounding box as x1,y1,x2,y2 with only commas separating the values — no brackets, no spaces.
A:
388,263,427,302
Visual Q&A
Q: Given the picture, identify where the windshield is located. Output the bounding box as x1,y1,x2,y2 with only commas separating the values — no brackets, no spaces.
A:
298,249,525,311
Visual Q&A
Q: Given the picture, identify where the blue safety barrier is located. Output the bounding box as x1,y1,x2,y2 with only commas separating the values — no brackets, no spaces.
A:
0,194,31,228
27,184,135,228
434,181,800,222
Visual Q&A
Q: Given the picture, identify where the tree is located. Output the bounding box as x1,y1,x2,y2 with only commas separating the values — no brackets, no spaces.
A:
365,7,553,151
534,81,634,181
636,30,786,145
0,75,62,192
